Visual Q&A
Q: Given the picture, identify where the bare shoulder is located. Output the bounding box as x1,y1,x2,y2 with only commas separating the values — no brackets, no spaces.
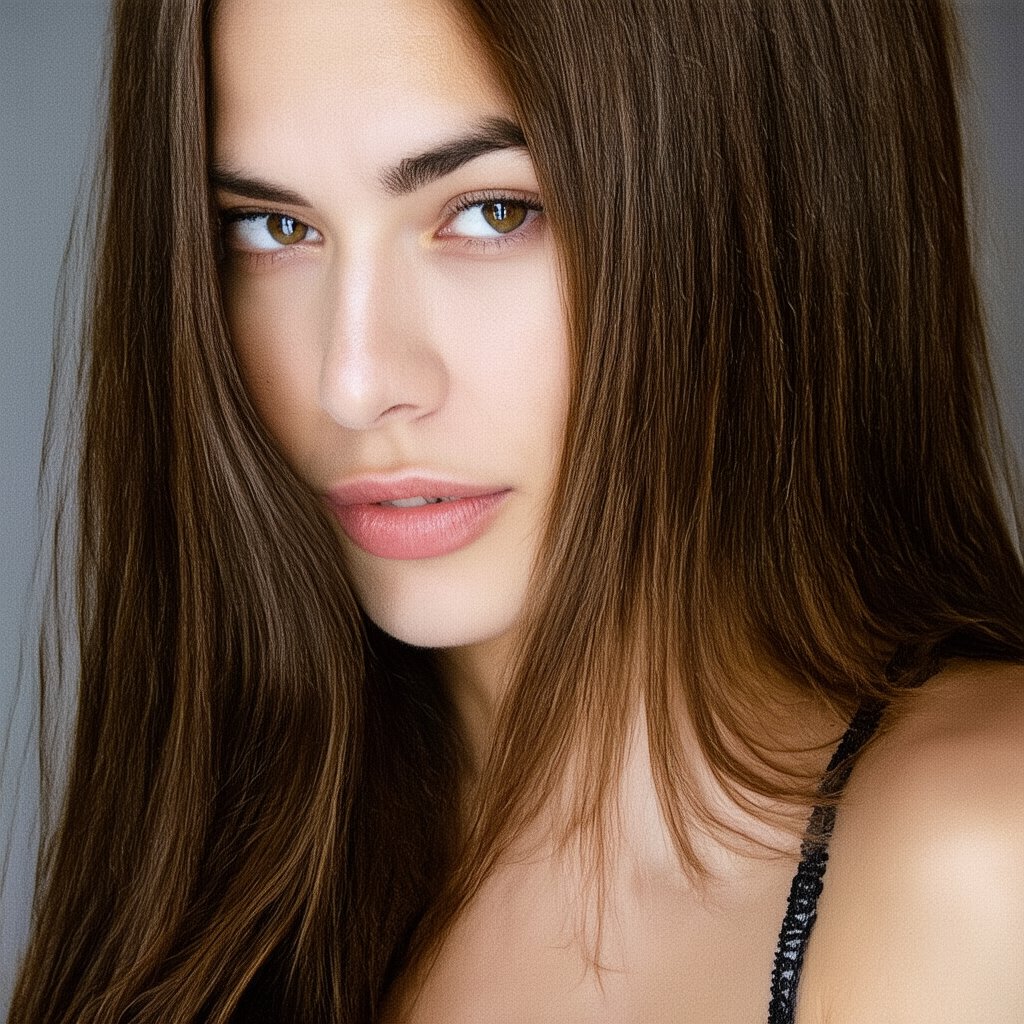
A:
797,659,1024,1024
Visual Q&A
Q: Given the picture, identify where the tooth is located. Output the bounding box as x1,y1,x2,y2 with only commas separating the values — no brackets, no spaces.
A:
387,497,430,508
380,495,464,508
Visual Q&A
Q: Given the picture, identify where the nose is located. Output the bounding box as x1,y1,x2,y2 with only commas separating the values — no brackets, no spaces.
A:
317,250,447,430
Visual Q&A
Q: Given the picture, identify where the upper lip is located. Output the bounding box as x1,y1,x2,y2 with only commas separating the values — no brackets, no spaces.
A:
327,473,510,507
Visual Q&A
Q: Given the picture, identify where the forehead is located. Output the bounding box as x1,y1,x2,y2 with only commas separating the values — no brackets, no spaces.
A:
209,0,508,171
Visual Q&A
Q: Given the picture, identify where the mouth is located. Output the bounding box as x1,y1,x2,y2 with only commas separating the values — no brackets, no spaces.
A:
377,495,459,507
326,474,511,560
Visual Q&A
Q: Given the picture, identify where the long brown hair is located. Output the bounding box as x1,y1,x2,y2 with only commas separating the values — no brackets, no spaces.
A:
10,0,1024,1021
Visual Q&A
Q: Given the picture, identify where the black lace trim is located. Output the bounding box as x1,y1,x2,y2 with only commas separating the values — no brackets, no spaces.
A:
766,698,886,1023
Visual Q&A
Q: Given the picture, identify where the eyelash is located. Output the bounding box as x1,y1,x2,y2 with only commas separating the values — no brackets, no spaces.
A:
438,190,545,252
216,210,319,268
217,190,545,266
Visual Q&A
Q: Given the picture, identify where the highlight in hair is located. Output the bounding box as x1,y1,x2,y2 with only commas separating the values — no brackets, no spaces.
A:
8,1,1023,1021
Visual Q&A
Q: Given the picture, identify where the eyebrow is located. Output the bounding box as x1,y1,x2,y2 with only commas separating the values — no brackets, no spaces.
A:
208,169,308,206
380,116,527,195
209,115,528,205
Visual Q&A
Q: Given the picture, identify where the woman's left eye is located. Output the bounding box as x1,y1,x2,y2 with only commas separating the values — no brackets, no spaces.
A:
221,211,322,253
442,196,542,241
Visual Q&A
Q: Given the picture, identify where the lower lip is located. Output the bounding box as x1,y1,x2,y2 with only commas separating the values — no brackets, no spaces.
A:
329,491,510,560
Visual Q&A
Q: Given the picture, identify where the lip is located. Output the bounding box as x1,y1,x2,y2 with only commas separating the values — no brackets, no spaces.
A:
326,473,511,560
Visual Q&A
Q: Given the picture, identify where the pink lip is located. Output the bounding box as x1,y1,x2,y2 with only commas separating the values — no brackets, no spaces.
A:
326,474,511,560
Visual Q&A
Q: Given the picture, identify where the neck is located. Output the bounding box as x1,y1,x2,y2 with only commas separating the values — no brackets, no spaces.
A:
434,631,516,767
436,634,847,876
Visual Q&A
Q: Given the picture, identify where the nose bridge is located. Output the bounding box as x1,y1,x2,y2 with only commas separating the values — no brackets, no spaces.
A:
318,236,442,430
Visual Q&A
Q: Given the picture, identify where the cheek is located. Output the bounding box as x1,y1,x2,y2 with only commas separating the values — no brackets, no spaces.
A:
222,270,322,468
430,248,570,450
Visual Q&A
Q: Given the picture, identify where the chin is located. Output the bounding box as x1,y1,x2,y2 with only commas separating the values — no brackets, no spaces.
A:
353,575,522,652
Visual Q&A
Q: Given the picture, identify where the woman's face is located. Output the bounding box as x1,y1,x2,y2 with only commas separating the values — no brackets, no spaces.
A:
210,0,568,654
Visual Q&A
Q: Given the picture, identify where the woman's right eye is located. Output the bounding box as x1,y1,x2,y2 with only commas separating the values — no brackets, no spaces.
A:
220,211,322,254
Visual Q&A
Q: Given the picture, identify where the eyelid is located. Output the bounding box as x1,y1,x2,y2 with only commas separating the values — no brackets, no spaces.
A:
219,206,307,224
435,188,545,245
218,207,323,256
216,189,544,259
440,188,543,220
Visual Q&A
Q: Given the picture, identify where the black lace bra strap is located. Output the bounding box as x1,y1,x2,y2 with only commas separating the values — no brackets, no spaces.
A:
767,698,887,1024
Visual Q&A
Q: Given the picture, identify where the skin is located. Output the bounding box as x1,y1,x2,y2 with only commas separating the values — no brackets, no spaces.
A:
211,1,1024,1020
211,0,568,738
798,662,1024,1024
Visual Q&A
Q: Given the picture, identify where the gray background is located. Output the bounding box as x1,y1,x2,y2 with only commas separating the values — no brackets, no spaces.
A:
0,0,1020,1014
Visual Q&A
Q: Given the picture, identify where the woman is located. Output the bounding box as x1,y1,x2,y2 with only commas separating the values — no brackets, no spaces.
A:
9,0,1023,1021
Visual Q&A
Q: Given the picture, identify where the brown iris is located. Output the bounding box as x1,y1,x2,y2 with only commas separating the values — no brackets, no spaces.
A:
267,214,309,245
481,201,528,234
